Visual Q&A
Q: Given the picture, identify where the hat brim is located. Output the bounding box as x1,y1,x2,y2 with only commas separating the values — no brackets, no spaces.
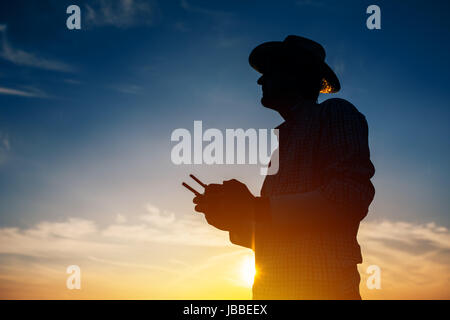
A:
249,41,340,93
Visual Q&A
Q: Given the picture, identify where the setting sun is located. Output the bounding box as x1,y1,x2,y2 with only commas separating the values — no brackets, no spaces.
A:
240,255,256,288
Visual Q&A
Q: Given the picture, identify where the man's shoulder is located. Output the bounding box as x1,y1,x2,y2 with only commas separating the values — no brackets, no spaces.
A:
319,98,365,119
320,98,358,112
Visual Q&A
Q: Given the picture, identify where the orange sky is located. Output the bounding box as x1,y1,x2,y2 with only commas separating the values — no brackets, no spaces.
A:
0,207,448,299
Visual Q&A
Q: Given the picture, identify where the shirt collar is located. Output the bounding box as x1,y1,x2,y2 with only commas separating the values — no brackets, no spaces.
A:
275,100,316,129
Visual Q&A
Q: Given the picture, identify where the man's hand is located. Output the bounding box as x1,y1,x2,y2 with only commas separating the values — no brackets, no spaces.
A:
193,179,256,231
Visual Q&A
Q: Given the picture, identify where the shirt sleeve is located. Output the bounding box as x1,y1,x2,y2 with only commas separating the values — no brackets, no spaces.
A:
318,99,375,221
228,220,255,250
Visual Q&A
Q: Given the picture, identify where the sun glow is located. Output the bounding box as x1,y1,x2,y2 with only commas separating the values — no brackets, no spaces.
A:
240,255,256,288
320,78,333,93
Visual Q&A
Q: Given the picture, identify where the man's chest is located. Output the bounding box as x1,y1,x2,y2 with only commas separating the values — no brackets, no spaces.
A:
261,114,324,196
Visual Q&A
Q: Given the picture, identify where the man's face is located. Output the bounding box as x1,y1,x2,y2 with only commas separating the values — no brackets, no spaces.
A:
257,65,300,110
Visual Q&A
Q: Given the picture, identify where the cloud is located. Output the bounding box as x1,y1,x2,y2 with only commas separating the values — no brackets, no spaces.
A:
215,36,243,48
0,131,9,165
173,21,190,33
0,203,449,299
0,86,48,98
358,220,450,299
87,255,179,274
333,60,345,76
85,0,159,28
359,221,449,250
25,218,97,239
0,133,9,151
164,250,249,289
115,213,127,224
102,210,226,246
0,219,111,259
113,84,142,94
180,0,231,17
180,0,240,48
140,204,175,227
0,25,73,72
63,79,82,85
0,203,230,259
295,0,326,7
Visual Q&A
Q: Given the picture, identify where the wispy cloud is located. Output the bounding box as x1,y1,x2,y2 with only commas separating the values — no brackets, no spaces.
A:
180,0,241,48
180,0,231,17
332,60,345,76
295,0,326,8
0,203,229,258
173,21,190,33
0,86,48,98
102,211,228,247
358,220,450,299
63,79,82,85
0,132,9,151
215,36,243,48
115,213,127,224
85,0,159,28
165,250,249,289
140,204,175,227
113,84,143,94
360,221,449,249
0,25,73,72
87,255,180,274
0,131,10,165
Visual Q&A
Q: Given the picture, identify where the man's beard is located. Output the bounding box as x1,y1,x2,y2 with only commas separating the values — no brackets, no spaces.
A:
261,93,291,113
261,94,281,111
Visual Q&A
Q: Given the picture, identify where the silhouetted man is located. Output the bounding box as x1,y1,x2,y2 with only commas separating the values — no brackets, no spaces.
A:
192,35,375,299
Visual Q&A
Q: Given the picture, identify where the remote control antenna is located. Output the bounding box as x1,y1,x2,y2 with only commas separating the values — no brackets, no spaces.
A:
182,182,201,196
189,174,207,188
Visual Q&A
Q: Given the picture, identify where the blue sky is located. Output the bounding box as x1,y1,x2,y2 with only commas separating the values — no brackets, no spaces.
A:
0,0,449,300
0,0,449,228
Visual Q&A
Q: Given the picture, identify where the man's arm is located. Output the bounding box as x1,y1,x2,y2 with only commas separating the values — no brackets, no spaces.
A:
228,196,271,249
229,219,255,250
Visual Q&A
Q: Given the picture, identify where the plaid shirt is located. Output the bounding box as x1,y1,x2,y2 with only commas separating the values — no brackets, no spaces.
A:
230,98,375,299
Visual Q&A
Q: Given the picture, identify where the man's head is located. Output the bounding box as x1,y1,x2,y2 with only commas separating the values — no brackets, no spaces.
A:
249,35,340,113
257,53,323,111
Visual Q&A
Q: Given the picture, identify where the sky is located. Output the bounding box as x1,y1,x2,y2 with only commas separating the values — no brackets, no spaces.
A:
0,0,449,299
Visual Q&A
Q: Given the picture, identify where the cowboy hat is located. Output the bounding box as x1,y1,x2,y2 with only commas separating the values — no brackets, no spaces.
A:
248,35,340,93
